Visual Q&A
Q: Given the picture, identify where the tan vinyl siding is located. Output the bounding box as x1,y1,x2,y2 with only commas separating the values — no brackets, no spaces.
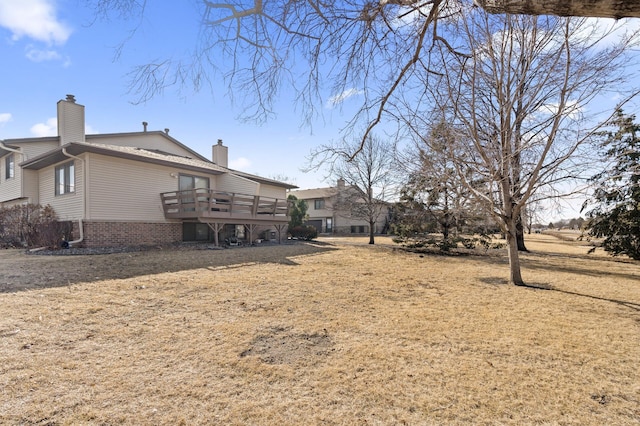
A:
88,134,197,158
258,184,287,199
22,169,39,204
217,173,259,195
1,141,61,204
38,158,84,220
86,154,186,221
0,153,22,203
86,153,221,221
20,140,60,159
57,100,85,144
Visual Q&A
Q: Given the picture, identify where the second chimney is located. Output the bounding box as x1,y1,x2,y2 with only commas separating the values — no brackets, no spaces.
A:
212,139,228,168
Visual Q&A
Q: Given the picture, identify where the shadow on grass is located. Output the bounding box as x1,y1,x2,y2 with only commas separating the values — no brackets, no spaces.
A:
0,241,338,294
476,252,640,311
549,288,640,312
521,251,640,282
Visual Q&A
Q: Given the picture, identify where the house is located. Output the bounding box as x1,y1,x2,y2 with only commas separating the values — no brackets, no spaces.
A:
0,95,296,247
289,179,389,235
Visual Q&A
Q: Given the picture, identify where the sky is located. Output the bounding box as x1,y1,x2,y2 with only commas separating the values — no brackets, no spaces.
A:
0,0,352,190
0,1,639,222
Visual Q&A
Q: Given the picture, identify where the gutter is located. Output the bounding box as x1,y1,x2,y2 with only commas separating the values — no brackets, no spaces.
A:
0,140,25,158
61,147,85,246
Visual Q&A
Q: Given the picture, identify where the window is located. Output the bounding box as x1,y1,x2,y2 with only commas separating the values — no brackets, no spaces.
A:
179,174,210,210
55,161,75,195
314,199,325,210
5,154,14,179
183,223,210,241
326,218,333,233
179,174,209,192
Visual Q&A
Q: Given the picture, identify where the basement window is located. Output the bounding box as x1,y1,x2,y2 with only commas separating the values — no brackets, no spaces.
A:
55,161,75,195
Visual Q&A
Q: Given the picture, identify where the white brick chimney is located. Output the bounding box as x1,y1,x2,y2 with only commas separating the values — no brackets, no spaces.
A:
57,94,85,145
212,139,228,168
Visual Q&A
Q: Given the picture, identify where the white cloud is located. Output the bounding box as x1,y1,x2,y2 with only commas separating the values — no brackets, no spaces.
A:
25,47,62,62
30,118,97,137
0,112,11,125
30,117,57,137
0,0,71,45
229,157,252,170
326,88,363,109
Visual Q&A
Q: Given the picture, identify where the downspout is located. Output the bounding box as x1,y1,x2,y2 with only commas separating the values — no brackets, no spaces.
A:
61,147,84,246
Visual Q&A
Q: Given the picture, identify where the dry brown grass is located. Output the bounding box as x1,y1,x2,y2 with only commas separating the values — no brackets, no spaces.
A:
0,235,639,425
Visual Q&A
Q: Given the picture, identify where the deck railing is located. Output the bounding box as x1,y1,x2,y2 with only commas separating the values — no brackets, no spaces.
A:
160,188,290,222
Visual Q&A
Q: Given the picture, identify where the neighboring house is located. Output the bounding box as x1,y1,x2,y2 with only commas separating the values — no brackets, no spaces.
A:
0,95,296,247
289,179,389,235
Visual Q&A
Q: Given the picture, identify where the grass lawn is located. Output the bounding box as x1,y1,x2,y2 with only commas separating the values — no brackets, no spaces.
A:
0,234,638,425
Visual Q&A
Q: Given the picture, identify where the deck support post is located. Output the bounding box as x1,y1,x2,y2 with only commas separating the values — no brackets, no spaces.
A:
206,222,224,246
244,224,258,245
274,224,288,244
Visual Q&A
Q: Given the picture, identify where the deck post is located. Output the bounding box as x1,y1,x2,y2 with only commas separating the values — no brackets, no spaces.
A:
207,222,223,246
245,224,258,245
275,223,288,244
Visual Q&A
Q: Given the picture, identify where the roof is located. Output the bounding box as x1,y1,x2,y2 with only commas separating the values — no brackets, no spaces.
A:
289,187,338,200
20,141,298,189
2,131,210,163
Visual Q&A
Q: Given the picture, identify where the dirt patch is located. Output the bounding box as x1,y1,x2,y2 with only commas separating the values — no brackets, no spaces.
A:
240,326,334,364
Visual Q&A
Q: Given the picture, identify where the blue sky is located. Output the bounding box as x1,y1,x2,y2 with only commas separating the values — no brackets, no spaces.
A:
0,0,356,190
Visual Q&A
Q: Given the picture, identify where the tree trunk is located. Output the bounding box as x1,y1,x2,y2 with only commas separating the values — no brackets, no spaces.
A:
516,212,528,252
506,219,525,286
474,0,640,18
369,221,375,245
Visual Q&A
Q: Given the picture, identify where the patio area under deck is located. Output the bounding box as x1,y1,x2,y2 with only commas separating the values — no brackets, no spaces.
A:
160,189,290,245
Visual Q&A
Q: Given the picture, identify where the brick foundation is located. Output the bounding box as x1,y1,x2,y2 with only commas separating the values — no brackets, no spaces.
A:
75,221,182,248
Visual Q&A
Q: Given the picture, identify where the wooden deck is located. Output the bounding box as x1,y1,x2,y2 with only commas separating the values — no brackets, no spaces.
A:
160,188,290,224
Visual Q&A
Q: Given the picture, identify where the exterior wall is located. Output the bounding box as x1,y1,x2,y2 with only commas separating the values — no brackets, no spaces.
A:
86,153,184,221
1,141,65,204
22,169,39,204
80,221,182,248
88,133,197,159
20,140,61,159
217,173,259,195
307,196,334,219
21,142,61,205
0,153,22,203
38,157,84,220
258,183,287,199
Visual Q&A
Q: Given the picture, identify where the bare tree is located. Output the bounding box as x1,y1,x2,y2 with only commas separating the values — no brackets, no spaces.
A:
306,135,397,244
90,0,469,135
427,12,638,284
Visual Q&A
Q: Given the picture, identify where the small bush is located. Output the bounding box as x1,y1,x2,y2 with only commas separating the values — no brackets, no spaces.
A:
0,204,70,249
289,225,318,241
